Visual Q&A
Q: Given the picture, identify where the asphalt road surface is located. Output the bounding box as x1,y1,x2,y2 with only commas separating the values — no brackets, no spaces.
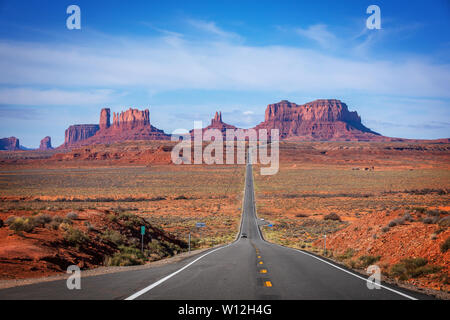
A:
0,161,434,300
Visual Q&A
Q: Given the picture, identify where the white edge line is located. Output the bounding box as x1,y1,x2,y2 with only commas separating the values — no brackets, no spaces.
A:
286,246,418,300
250,165,418,301
125,243,233,300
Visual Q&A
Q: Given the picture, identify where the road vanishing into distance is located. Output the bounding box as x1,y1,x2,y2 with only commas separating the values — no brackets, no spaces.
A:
0,159,433,300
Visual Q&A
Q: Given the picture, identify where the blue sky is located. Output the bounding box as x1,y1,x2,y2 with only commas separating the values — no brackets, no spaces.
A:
0,0,449,147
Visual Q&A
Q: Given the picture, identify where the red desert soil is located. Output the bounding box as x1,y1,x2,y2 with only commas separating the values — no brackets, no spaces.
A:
0,209,185,280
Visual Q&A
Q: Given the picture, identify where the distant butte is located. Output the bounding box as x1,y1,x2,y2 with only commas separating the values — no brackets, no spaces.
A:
253,99,394,141
61,107,169,148
39,136,53,150
0,137,20,151
190,111,238,138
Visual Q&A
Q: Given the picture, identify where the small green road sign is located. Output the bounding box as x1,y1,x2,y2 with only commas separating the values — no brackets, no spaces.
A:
141,226,145,235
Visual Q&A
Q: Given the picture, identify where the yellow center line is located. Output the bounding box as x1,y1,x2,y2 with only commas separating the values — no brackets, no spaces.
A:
257,255,261,259
259,261,263,265
260,269,267,274
264,281,272,287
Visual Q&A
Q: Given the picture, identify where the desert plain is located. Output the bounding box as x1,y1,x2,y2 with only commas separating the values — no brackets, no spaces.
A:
0,140,448,296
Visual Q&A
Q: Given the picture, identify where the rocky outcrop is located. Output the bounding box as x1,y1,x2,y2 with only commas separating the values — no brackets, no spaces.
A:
190,111,238,139
64,125,100,146
254,99,388,141
39,136,53,150
0,137,20,150
99,108,110,130
113,108,150,129
61,107,169,148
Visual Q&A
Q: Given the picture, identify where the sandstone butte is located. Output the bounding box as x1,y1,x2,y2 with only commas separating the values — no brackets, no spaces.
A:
4,99,448,149
0,136,20,151
38,136,53,150
189,111,238,138
253,99,397,141
61,107,170,148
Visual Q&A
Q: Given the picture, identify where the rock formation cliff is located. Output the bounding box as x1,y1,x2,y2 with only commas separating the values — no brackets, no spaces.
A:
61,107,169,148
39,136,53,150
64,124,100,145
190,111,238,139
254,99,387,141
0,137,20,150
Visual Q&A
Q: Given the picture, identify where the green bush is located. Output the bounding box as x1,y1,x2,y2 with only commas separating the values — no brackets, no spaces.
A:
33,213,52,226
100,230,126,246
105,246,146,266
8,217,35,233
64,227,88,246
390,258,442,281
358,255,381,268
337,248,355,261
441,237,450,253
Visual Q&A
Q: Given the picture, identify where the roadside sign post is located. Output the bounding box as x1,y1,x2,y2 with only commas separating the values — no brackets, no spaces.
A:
323,234,326,255
188,232,191,254
141,226,145,253
196,222,206,247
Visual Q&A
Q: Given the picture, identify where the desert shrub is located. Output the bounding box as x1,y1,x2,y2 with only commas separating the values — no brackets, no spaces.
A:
100,230,126,246
295,213,309,218
64,227,88,246
0,219,3,228
426,209,442,217
422,216,439,224
381,226,390,233
390,258,441,281
438,216,450,228
84,221,95,232
413,207,427,214
48,220,61,230
441,237,450,253
34,213,52,226
105,246,146,266
66,212,78,220
323,213,341,221
8,217,35,233
5,216,18,225
388,220,398,228
118,212,141,226
107,214,118,223
358,255,381,268
402,213,414,222
337,248,355,261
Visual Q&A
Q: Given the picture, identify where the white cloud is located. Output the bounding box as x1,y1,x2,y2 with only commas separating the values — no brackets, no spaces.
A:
0,31,449,100
187,19,242,41
0,88,117,106
296,24,337,49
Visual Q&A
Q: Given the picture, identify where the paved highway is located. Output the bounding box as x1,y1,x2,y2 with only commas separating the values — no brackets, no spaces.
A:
0,161,433,300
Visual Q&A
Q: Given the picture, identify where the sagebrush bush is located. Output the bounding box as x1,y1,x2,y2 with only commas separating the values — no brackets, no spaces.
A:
34,213,52,226
390,258,441,280
323,213,341,221
100,230,126,246
8,217,35,233
438,216,450,228
105,246,146,266
66,212,78,220
358,255,381,268
64,227,88,246
0,219,3,228
441,237,450,253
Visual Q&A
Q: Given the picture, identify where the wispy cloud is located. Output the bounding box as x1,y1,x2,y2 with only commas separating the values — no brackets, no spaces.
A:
295,24,338,49
0,88,118,106
187,19,242,41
